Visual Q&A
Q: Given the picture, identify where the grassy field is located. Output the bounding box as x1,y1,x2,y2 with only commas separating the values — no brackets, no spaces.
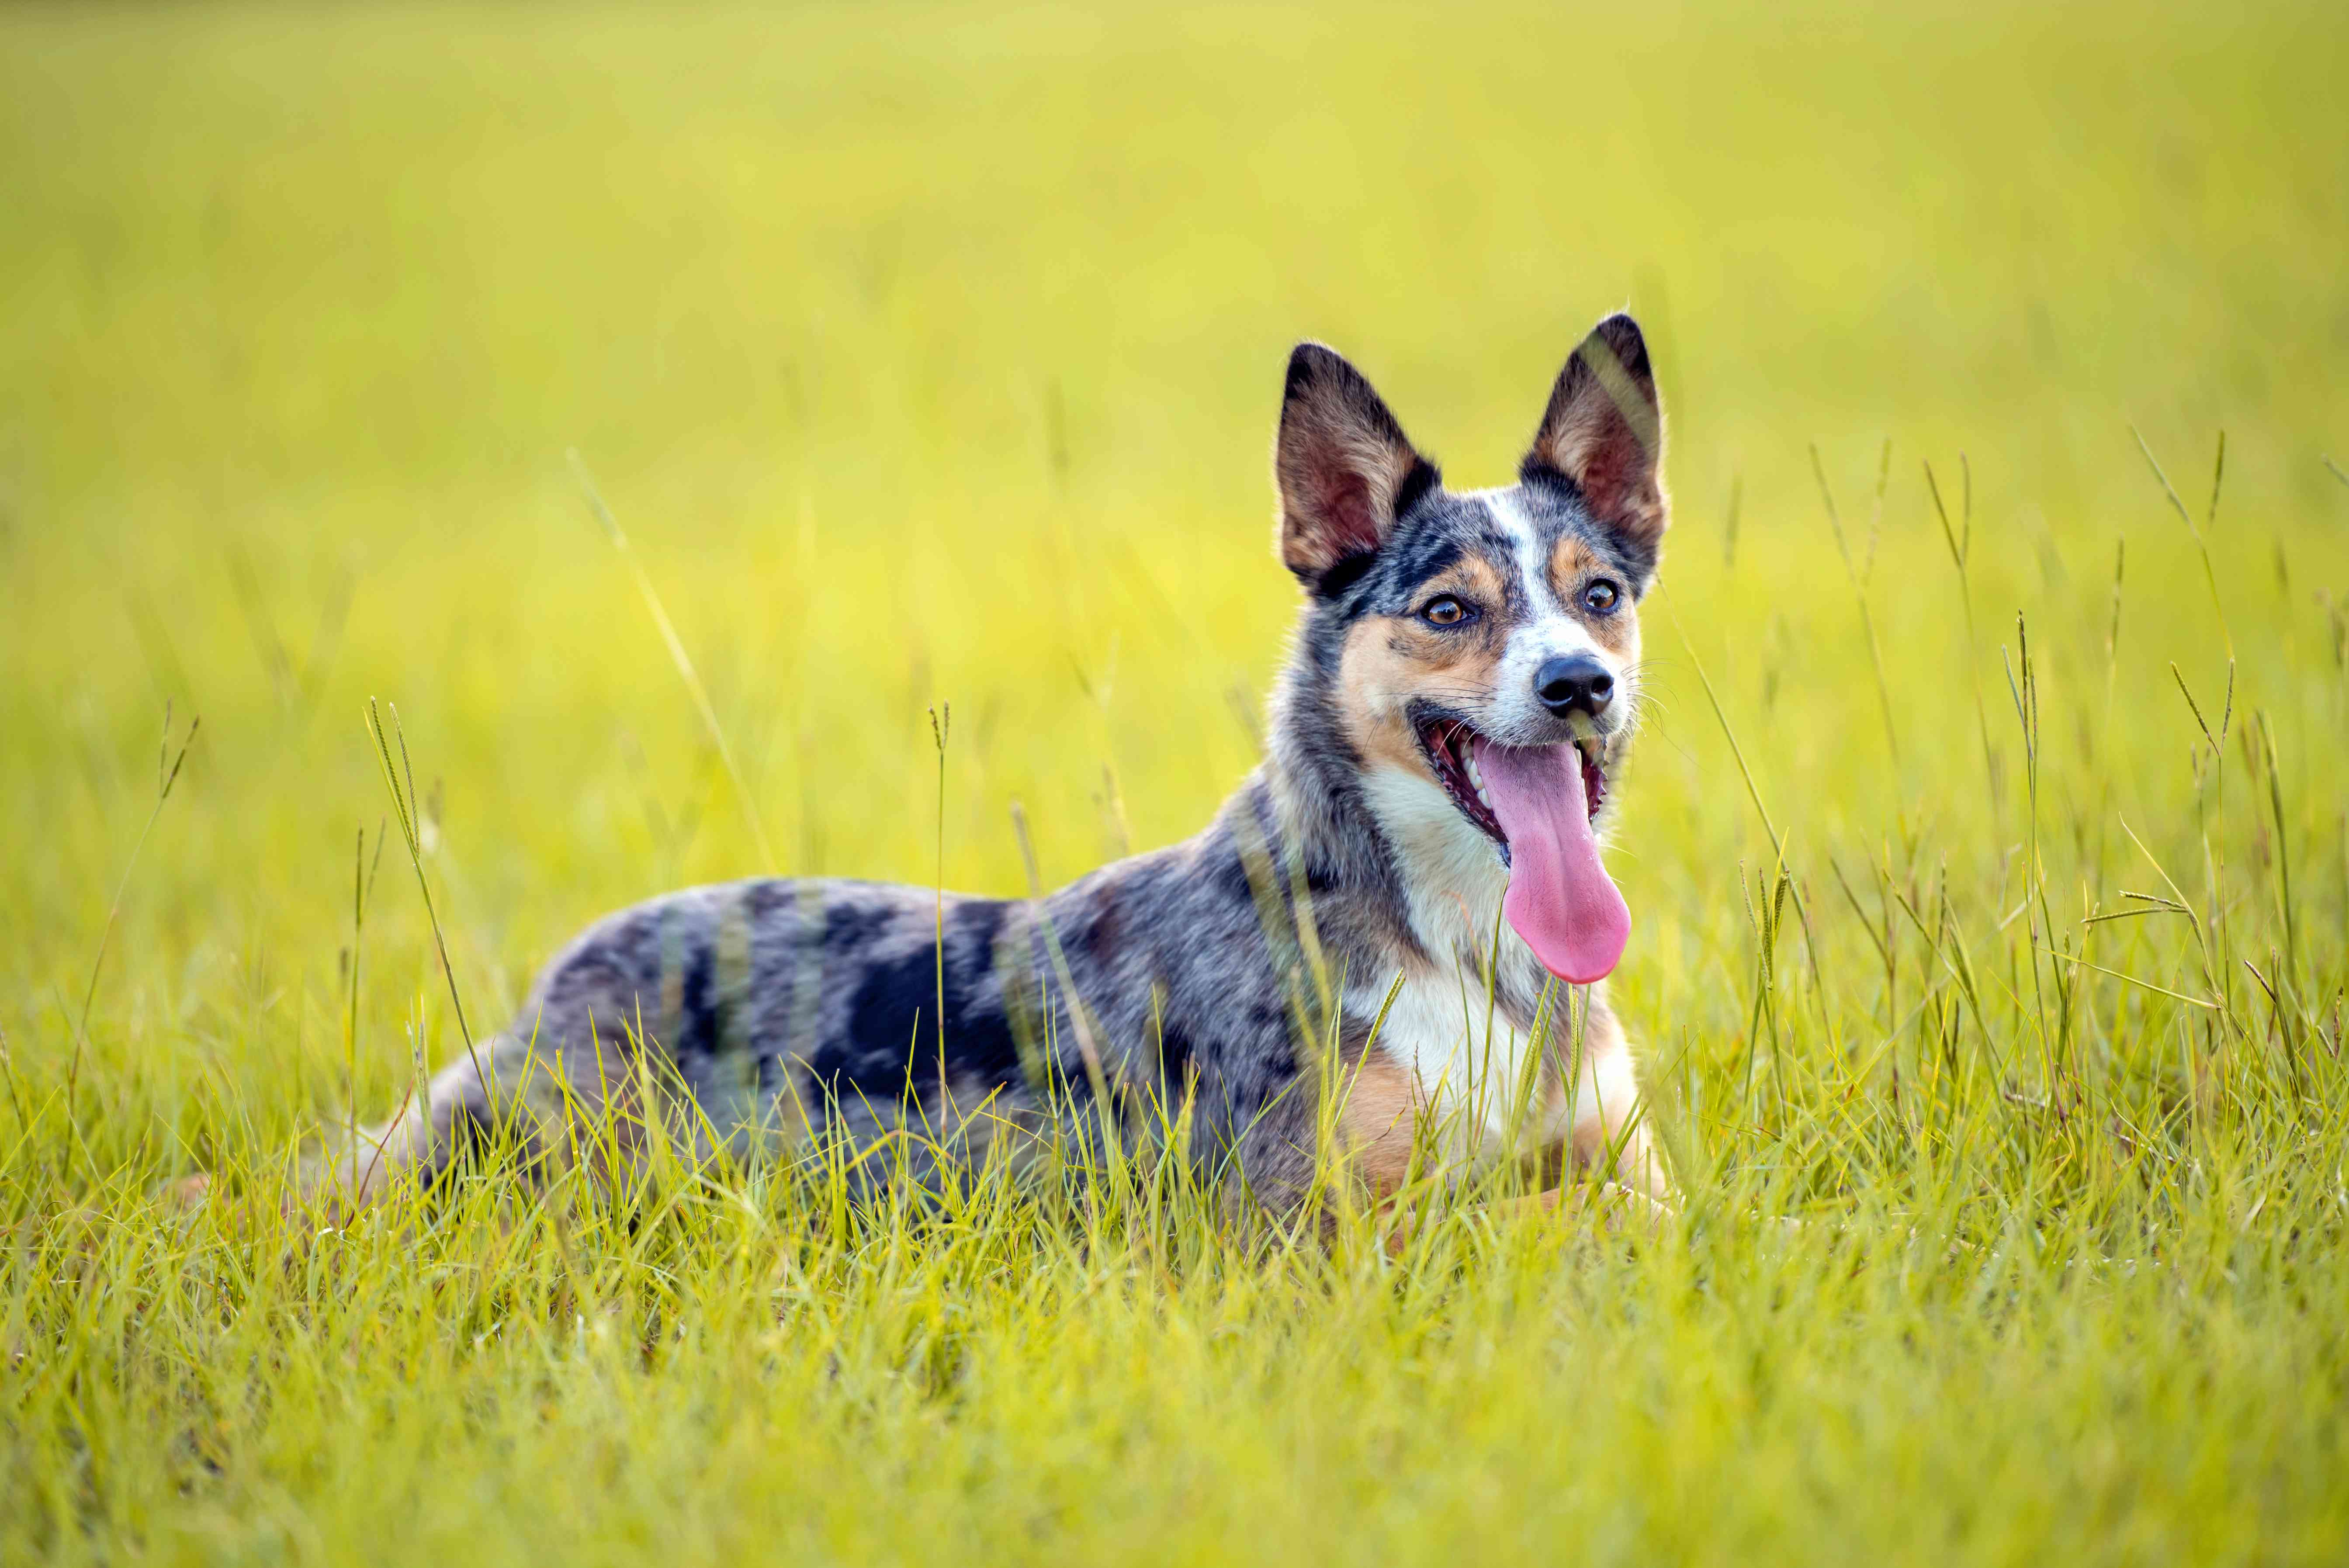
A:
6,1,2349,1561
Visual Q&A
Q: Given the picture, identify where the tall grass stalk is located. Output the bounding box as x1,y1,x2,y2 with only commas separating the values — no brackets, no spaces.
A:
570,450,779,872
364,699,488,1108
2130,427,2234,660
345,822,385,1149
65,707,198,1163
929,703,951,1072
1924,457,2001,814
1809,441,1902,768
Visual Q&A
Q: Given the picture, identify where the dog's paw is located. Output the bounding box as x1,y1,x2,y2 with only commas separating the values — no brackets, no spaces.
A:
1588,1184,1676,1239
159,1173,212,1210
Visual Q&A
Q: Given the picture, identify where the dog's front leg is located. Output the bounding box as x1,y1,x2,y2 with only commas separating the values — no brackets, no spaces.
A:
1566,1005,1677,1206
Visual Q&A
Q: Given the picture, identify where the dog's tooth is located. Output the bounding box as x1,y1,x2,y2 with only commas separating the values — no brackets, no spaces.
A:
1465,751,1483,788
1475,785,1492,810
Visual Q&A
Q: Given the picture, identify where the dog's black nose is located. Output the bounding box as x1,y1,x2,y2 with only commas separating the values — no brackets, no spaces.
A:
1535,653,1613,718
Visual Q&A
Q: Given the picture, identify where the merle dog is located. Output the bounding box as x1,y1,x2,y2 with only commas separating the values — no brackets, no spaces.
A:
294,314,1676,1234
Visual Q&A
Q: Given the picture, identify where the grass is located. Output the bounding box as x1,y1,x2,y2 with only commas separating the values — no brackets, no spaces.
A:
5,0,2349,1561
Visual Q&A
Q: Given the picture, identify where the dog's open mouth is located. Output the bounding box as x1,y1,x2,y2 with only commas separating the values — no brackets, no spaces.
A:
1417,719,1608,854
1414,717,1628,984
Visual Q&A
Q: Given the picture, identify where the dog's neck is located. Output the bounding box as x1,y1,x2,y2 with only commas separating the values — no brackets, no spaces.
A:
1258,717,1520,980
1355,764,1514,955
1256,644,1590,1021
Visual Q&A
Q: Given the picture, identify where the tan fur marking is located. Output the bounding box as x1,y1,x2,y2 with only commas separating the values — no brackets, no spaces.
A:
1546,535,1640,656
1438,552,1509,615
1337,620,1435,777
1336,1049,1422,1195
1549,535,1597,592
1335,558,1511,783
1588,606,1639,658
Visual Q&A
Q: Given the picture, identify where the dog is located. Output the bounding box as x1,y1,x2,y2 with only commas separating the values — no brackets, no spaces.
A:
292,312,1677,1238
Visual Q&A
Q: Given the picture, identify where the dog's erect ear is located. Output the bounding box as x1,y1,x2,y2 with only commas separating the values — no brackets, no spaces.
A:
1276,343,1437,592
1522,313,1667,568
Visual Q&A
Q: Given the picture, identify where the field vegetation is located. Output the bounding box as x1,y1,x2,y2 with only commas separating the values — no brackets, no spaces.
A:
4,2,2347,1562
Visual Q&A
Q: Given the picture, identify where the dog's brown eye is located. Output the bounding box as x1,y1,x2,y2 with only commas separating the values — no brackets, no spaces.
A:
1422,595,1469,626
1583,580,1621,614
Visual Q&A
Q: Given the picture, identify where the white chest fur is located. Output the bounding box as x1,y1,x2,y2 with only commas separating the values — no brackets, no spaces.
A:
1352,768,1613,1166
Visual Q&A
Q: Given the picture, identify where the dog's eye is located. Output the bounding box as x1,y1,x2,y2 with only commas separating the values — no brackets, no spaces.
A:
1583,580,1621,614
1421,595,1470,627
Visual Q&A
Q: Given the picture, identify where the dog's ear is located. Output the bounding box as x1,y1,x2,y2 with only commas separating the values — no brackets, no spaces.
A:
1522,313,1667,571
1275,343,1437,593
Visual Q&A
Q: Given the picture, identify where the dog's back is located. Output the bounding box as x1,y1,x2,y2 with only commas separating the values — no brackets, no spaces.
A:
315,777,1333,1208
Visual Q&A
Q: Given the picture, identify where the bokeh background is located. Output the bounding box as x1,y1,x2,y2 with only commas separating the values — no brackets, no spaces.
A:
9,0,2344,1121
5,3,2348,1561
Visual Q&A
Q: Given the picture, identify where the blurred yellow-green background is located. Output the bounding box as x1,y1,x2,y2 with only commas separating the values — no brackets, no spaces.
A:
7,0,2347,1127
5,4,2349,1559
9,1,2345,1086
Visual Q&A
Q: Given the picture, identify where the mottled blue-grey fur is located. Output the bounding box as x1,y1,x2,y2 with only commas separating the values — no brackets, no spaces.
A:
310,312,1673,1222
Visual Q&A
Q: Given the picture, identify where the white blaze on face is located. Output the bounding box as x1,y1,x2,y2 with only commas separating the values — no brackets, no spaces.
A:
1468,488,1632,984
1478,488,1614,741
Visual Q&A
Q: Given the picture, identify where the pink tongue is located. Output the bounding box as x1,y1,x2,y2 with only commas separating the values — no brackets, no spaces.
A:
1472,738,1630,983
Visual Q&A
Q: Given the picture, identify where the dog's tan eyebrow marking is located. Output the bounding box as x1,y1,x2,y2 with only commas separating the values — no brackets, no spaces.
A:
1405,551,1507,611
1545,530,1638,653
1548,536,1598,601
1387,554,1511,667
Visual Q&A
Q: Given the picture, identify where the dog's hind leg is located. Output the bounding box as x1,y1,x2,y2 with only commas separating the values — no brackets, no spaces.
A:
302,1026,631,1214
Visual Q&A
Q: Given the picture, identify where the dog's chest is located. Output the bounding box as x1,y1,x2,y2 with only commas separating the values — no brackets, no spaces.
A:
1337,768,1596,1161
1352,928,1575,1164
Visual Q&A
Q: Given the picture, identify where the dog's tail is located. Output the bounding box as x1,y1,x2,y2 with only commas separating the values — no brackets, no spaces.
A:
312,1026,679,1212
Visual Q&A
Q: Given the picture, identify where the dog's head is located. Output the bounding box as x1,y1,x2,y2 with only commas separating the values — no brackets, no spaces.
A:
1274,314,1666,983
